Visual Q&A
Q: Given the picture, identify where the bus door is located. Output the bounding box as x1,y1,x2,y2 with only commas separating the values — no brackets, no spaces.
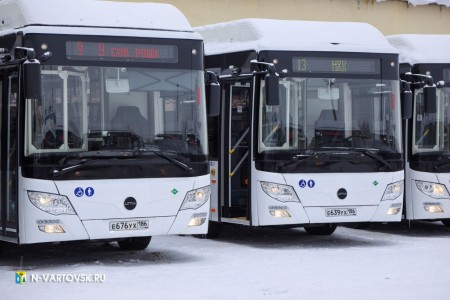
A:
223,82,252,221
0,66,19,240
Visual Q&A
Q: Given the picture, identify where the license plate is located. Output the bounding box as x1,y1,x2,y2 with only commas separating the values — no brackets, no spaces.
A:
109,220,149,231
325,208,357,217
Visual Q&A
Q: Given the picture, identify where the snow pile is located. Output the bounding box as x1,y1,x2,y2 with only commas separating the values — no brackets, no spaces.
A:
1,223,450,300
377,0,450,7
196,18,398,55
387,34,450,64
0,0,193,32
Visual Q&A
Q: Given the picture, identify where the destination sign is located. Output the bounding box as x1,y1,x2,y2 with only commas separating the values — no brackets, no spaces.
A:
292,57,380,75
66,41,178,63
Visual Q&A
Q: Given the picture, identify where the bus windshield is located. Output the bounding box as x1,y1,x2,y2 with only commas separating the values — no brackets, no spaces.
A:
412,87,450,156
258,77,402,155
25,65,208,160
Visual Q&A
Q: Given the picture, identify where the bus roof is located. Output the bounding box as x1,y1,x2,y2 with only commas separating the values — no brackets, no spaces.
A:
387,34,450,65
0,0,194,33
196,18,398,55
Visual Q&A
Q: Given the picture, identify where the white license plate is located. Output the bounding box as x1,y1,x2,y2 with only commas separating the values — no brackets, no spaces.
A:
325,208,357,217
109,220,149,231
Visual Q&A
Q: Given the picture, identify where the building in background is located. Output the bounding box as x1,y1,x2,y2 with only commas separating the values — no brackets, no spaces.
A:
115,0,450,35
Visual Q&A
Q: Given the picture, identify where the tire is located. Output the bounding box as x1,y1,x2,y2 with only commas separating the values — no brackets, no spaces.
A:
193,221,223,239
0,242,5,256
304,223,337,235
117,236,151,251
442,219,450,227
348,222,371,230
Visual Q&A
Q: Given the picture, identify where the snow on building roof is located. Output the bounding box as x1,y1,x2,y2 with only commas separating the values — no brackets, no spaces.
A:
0,0,194,33
195,19,398,55
376,0,450,7
387,34,450,65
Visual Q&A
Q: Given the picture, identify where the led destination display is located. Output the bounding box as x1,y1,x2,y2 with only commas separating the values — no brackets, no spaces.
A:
293,57,380,74
66,41,178,63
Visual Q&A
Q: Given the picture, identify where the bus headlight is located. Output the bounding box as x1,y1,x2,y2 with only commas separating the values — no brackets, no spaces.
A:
381,181,404,201
180,186,210,210
415,181,450,199
261,182,299,202
27,191,76,215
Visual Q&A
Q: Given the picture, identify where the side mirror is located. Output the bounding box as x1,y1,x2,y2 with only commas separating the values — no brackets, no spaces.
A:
424,85,437,114
401,90,413,119
205,71,220,117
206,83,220,117
265,74,279,106
23,58,41,100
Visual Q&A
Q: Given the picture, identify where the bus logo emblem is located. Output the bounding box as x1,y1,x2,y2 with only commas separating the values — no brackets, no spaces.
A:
337,188,347,199
124,197,137,210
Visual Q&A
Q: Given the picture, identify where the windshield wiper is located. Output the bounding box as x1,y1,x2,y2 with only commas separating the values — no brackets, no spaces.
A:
58,150,138,165
278,152,329,172
359,149,393,171
51,159,97,178
433,157,450,171
51,150,138,178
52,149,195,177
278,148,393,172
150,150,195,174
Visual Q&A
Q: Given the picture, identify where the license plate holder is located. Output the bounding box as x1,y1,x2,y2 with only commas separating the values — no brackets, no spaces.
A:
325,208,357,217
109,220,149,231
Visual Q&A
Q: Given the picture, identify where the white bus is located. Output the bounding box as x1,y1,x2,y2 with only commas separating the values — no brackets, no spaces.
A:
388,34,450,226
197,19,409,236
0,0,217,251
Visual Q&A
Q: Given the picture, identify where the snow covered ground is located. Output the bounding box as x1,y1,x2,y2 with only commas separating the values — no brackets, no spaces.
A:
2,221,450,300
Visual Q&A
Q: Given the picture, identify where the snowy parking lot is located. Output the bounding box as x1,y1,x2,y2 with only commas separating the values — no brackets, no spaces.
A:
2,221,450,300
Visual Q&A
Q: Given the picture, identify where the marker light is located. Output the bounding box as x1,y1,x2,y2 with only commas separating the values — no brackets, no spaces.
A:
269,206,292,218
387,207,401,215
28,191,76,215
416,181,450,199
188,213,207,227
38,224,65,233
424,204,444,213
180,186,210,210
381,181,404,201
387,203,402,215
261,182,299,202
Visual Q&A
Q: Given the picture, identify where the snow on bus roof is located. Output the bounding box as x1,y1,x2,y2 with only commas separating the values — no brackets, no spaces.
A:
0,0,194,33
387,34,450,65
195,19,398,55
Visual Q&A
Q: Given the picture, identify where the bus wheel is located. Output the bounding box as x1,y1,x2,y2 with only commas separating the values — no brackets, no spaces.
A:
348,222,370,229
304,224,337,235
193,221,223,239
0,242,5,256
442,219,450,227
117,236,152,251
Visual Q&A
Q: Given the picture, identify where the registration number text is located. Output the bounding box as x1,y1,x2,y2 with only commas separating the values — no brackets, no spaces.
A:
109,220,149,231
325,208,357,217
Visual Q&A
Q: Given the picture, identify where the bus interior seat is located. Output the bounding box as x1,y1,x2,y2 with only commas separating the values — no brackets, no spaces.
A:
313,109,345,147
110,106,148,137
156,139,188,154
314,109,344,130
